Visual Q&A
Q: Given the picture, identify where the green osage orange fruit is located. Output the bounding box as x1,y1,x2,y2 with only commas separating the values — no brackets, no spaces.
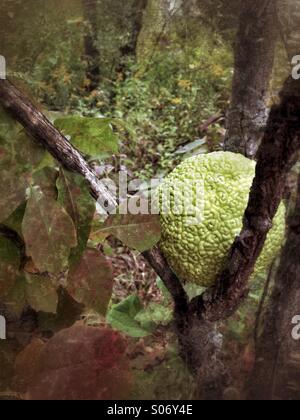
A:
158,151,286,287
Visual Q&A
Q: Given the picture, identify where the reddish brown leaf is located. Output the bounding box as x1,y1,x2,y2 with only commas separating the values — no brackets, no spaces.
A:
22,188,77,274
57,168,95,265
67,249,113,315
32,167,58,200
15,325,132,400
0,170,28,223
14,339,46,393
25,273,58,314
91,214,161,252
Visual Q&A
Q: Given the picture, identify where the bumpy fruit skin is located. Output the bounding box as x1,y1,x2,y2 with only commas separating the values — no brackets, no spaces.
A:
158,151,286,287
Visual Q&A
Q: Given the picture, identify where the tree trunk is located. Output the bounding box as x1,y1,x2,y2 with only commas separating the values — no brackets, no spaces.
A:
116,0,148,77
182,75,300,399
249,174,300,400
82,0,100,91
249,1,300,399
119,0,148,58
192,1,278,398
136,0,169,64
225,0,278,159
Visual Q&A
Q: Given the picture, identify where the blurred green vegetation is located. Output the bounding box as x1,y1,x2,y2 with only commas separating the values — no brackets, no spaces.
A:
0,0,234,178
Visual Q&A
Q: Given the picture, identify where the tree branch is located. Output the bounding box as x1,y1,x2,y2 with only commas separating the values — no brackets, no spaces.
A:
142,246,189,314
191,76,300,322
0,78,189,313
0,79,117,212
225,0,278,158
249,172,300,400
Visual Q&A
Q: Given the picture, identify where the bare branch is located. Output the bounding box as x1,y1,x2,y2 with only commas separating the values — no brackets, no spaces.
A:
0,79,117,212
142,246,189,314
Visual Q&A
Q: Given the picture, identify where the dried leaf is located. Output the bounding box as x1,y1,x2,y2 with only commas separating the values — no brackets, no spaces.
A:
67,249,113,315
0,170,28,223
0,115,44,170
22,188,77,274
57,168,95,265
0,110,45,222
32,167,58,200
91,214,161,252
15,339,45,393
25,273,58,314
15,325,132,400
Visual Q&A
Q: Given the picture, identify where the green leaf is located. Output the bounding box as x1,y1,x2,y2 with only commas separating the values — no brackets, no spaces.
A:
91,214,161,252
184,283,206,300
107,295,152,338
22,188,77,274
57,168,95,265
0,110,45,171
67,249,113,315
135,302,173,326
54,116,119,158
156,277,172,301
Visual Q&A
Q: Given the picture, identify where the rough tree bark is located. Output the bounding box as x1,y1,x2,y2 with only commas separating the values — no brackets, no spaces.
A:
250,172,300,400
225,0,278,159
116,0,148,78
136,0,170,64
82,0,101,90
119,0,148,58
0,80,117,211
179,76,300,398
249,1,300,400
